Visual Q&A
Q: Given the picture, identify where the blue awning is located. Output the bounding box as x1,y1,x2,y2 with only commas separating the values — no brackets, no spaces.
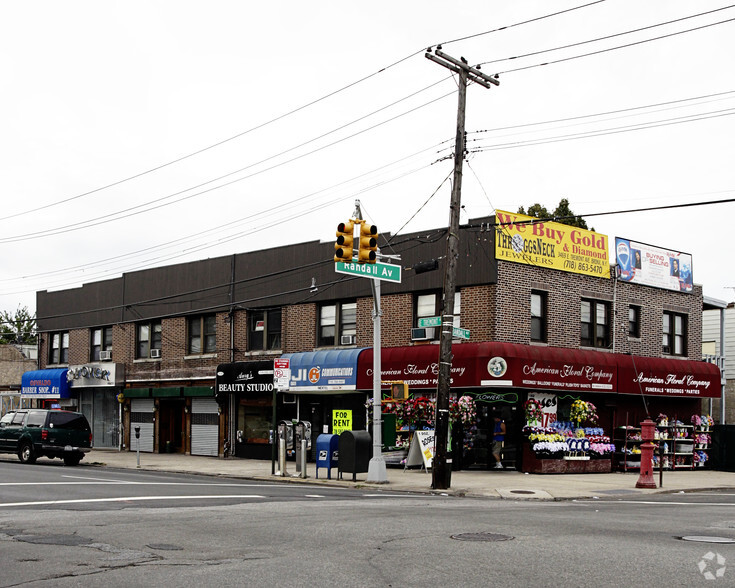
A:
281,349,367,394
21,369,70,399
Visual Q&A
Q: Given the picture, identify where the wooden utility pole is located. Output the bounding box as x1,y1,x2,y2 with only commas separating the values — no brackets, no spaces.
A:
425,48,498,490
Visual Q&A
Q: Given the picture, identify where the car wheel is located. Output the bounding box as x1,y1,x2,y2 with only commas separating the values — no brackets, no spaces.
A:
63,454,81,467
19,443,36,464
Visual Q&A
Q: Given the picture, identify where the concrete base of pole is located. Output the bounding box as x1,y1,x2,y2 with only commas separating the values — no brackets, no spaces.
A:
367,456,388,483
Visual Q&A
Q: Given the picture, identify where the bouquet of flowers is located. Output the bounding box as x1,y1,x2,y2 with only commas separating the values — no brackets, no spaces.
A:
449,395,476,425
524,398,543,424
657,413,669,426
691,415,702,426
589,442,615,457
570,400,598,425
531,441,567,458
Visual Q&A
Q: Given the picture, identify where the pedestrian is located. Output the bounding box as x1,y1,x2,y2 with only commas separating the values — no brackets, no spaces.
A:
492,413,505,469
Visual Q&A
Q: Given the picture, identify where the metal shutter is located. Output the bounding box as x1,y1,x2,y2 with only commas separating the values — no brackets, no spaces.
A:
191,397,219,456
130,398,155,453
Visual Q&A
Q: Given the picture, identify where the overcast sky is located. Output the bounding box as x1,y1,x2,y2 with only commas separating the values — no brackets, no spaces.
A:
1,0,734,318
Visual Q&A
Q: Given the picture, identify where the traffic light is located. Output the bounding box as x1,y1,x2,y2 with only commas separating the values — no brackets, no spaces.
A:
334,220,354,263
358,223,378,264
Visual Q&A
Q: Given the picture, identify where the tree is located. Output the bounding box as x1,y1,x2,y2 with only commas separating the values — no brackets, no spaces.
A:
0,306,37,345
518,198,593,231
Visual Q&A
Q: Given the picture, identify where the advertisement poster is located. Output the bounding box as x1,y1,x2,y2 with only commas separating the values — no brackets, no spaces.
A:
527,392,558,427
494,210,610,278
615,237,693,293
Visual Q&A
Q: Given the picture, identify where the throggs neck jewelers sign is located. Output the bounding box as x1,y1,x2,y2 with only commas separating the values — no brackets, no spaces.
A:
494,210,610,278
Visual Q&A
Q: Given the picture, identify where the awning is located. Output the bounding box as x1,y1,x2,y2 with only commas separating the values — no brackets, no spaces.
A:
21,369,70,399
615,355,721,398
282,348,367,394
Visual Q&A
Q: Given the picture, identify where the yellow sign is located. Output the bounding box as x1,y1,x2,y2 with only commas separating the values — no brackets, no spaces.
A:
332,409,352,435
494,210,610,278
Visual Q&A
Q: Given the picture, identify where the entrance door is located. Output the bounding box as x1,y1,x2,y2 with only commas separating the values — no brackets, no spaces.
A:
158,399,184,453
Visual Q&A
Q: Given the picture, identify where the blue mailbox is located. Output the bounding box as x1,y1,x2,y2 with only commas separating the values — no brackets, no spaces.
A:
316,434,339,479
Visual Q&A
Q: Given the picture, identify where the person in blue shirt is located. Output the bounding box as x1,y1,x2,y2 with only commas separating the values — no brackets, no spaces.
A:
492,414,506,469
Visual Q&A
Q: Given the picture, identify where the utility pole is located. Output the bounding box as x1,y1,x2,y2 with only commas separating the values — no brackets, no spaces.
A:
425,48,499,490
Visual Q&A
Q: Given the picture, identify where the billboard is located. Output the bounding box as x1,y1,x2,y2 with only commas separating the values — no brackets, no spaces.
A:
615,237,693,293
494,210,610,278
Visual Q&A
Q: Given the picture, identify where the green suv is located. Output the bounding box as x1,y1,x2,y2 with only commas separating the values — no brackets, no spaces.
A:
0,409,92,466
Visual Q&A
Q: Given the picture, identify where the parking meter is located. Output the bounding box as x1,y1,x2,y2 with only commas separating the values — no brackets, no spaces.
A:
294,421,311,478
134,426,141,439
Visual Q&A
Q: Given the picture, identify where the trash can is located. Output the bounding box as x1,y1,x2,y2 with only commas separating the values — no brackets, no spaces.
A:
316,434,339,479
338,430,372,481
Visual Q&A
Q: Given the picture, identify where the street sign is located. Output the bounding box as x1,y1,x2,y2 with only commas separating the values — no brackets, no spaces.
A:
335,261,402,283
274,358,290,391
418,316,442,328
452,327,470,340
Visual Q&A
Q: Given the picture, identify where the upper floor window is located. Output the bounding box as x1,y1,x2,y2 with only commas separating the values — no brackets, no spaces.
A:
628,305,641,339
318,301,356,346
531,291,547,343
188,315,216,355
249,309,282,351
91,327,113,361
137,320,162,359
581,299,610,349
414,291,460,339
663,311,687,356
49,331,69,364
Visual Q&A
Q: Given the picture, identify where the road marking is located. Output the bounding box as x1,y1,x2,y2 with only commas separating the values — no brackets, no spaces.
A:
62,474,140,483
0,495,266,508
304,494,325,498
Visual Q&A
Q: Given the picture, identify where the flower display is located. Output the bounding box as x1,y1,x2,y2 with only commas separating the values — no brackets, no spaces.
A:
589,443,615,457
449,395,476,425
691,414,702,426
531,441,567,457
524,398,543,424
657,413,668,426
569,400,598,425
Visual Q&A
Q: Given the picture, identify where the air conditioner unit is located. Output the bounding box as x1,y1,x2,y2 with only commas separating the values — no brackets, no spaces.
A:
340,335,356,345
411,327,435,341
150,348,162,358
99,350,112,361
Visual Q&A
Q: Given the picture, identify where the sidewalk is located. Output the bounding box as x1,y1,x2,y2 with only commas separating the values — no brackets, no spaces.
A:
83,449,735,500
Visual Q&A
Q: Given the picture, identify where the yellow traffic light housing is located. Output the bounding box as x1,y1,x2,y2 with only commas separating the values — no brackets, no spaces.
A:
390,382,408,400
358,223,378,264
334,220,354,263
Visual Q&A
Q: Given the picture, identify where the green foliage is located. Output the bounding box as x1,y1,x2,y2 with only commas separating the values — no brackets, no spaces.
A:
0,306,37,344
518,198,593,231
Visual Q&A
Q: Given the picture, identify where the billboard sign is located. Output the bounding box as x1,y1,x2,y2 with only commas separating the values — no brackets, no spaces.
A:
615,237,693,293
494,210,610,278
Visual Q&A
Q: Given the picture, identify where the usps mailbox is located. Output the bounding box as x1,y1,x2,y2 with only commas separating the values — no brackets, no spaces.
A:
316,434,339,479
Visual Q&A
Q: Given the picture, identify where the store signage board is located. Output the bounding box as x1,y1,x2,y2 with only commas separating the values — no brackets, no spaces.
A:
335,261,402,283
405,430,435,469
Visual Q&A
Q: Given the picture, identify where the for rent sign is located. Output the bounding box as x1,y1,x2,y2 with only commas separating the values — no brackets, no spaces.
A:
494,210,610,278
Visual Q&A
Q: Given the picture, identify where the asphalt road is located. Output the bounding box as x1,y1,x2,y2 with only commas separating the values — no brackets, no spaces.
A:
2,460,735,587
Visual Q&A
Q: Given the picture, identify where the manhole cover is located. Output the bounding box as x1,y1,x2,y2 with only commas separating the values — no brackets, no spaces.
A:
509,490,535,495
680,536,735,544
451,532,514,542
146,543,183,551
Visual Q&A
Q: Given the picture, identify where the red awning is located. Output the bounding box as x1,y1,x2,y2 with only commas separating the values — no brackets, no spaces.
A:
615,354,721,398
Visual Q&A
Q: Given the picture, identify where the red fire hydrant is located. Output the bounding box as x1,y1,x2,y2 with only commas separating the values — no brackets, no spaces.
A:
636,418,657,489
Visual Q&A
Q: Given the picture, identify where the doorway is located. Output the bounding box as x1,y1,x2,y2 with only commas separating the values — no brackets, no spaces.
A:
158,398,185,453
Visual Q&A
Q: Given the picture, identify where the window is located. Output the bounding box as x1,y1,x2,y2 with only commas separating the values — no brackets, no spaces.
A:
663,311,687,356
137,320,162,358
248,309,282,351
90,327,113,361
188,315,217,354
414,291,461,338
49,331,69,364
628,306,641,338
531,291,547,342
580,299,610,348
318,302,356,346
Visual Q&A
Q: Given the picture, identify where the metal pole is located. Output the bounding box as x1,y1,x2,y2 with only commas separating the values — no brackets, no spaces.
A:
367,276,387,482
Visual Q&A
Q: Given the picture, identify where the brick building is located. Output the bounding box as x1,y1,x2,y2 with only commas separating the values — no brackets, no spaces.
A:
29,215,719,470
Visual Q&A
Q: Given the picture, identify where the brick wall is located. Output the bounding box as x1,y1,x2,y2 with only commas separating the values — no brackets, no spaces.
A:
0,345,36,388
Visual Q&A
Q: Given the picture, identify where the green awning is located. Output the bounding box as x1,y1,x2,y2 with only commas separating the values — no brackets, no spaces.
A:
124,388,151,398
183,386,213,397
152,387,182,398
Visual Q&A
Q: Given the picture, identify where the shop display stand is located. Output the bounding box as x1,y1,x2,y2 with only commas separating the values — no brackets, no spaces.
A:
614,417,641,472
654,416,695,470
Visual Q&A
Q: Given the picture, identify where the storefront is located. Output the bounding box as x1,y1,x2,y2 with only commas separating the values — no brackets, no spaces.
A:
354,343,722,473
20,368,71,408
216,360,275,460
281,349,368,451
67,363,125,450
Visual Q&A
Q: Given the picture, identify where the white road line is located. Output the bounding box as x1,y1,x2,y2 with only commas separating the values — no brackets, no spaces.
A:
304,494,325,498
0,481,280,487
0,495,265,508
62,474,140,483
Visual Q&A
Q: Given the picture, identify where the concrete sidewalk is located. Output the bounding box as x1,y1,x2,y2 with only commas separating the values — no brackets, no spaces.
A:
83,449,735,501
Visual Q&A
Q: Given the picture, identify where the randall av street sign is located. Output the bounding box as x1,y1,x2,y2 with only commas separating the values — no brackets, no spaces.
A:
335,261,402,283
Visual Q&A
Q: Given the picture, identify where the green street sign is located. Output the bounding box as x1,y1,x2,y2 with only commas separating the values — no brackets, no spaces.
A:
452,326,470,340
335,261,402,283
418,316,442,328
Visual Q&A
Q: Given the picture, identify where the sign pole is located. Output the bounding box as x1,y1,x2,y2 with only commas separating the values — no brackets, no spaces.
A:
367,274,387,483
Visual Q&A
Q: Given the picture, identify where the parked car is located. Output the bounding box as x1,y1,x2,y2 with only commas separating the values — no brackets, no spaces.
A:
0,409,92,466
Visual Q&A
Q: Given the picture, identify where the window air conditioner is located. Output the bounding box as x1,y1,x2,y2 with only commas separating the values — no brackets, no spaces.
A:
99,350,112,361
340,335,356,345
150,348,162,358
411,327,435,341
